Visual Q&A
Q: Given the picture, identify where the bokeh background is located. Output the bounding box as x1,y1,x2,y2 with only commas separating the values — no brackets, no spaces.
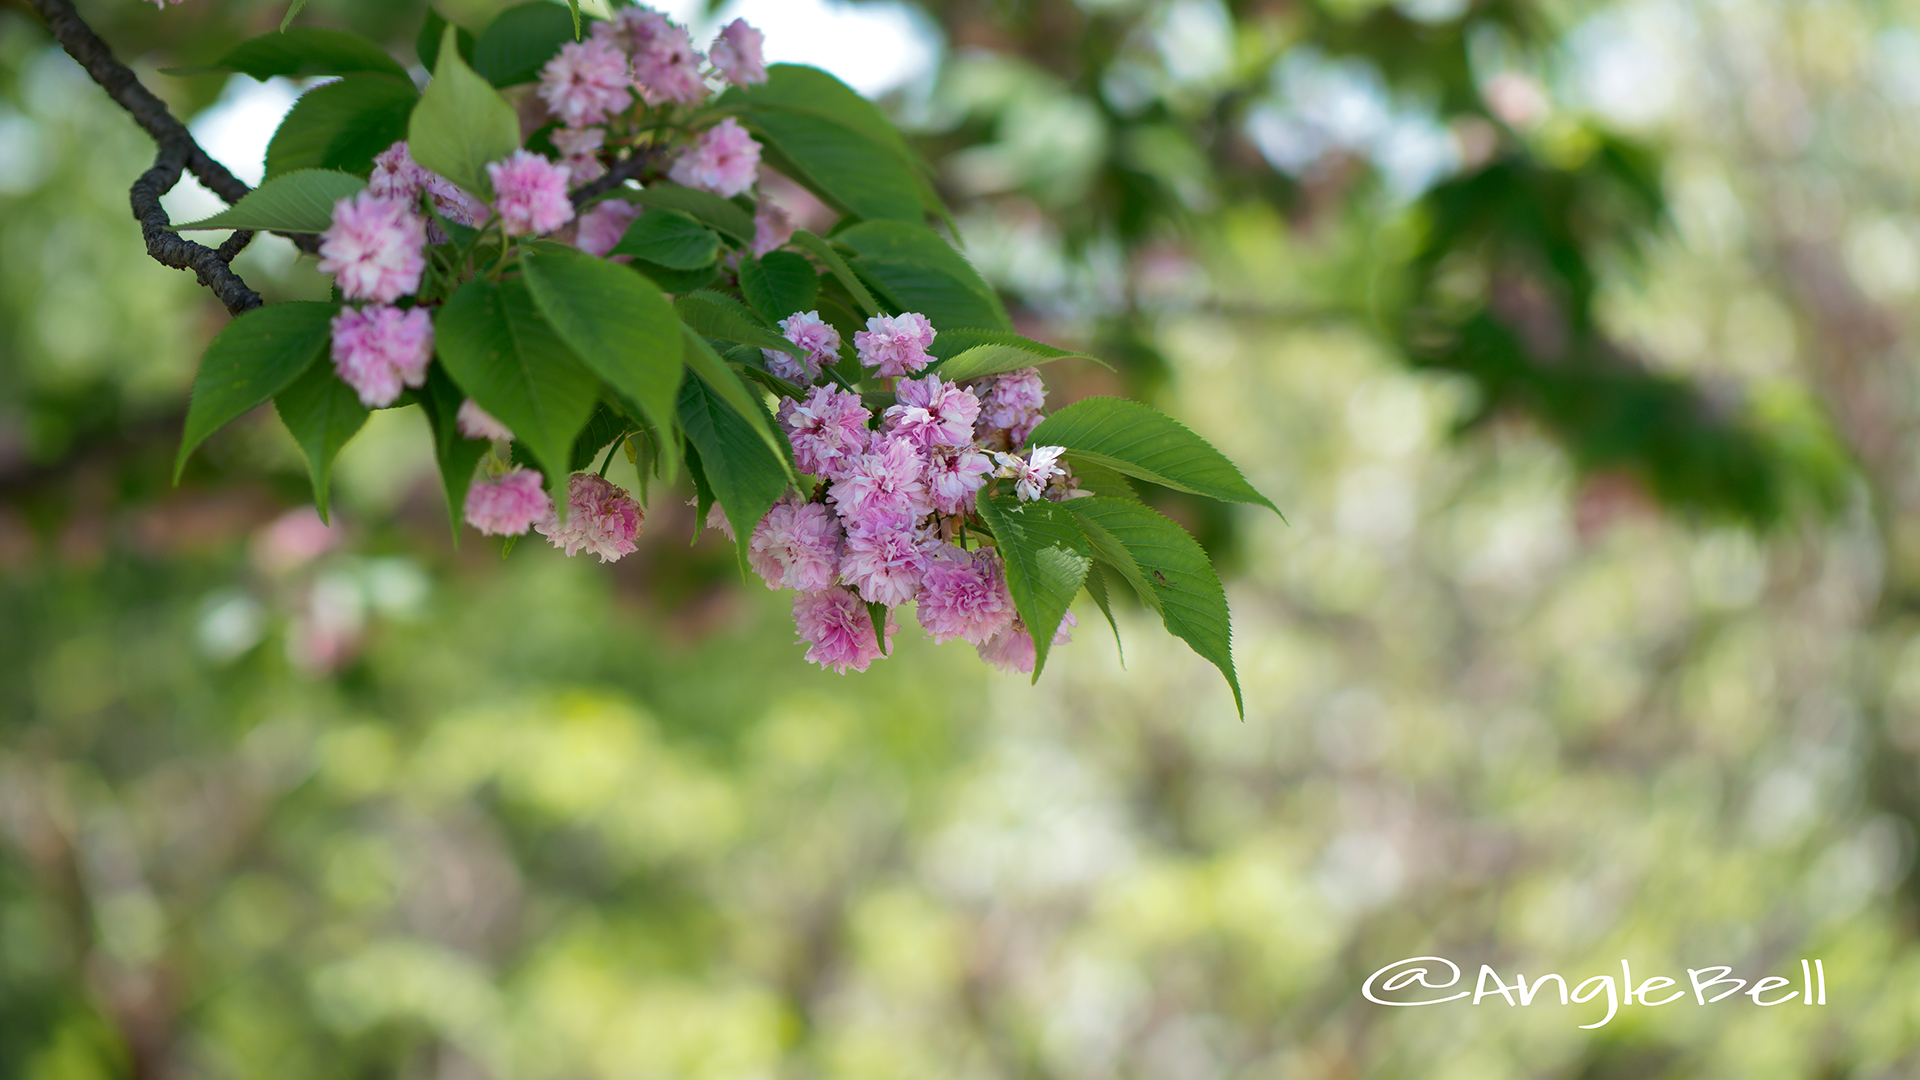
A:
3,0,1920,1075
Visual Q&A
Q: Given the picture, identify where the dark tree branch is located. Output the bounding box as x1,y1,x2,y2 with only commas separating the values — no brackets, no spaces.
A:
571,147,669,207
26,0,266,314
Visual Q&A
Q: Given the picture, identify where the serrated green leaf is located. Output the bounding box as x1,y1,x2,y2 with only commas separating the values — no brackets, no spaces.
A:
472,1,588,87
866,600,892,656
626,184,756,244
176,302,337,479
410,25,522,198
264,75,418,180
180,27,406,80
609,209,722,270
631,260,720,294
274,361,368,523
1063,457,1140,502
684,440,716,544
740,251,821,324
418,363,490,540
1082,560,1124,665
675,291,803,358
929,328,1082,362
678,375,794,569
837,220,1010,332
171,169,366,233
933,343,1108,383
744,110,924,223
719,64,946,219
435,277,599,480
975,493,1091,682
280,0,310,32
1030,398,1280,515
681,326,798,486
791,230,879,316
417,10,476,72
568,402,633,472
518,241,684,483
1065,498,1241,717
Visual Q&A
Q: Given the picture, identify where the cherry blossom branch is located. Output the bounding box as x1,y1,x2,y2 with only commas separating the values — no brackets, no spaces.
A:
25,0,268,314
570,146,670,208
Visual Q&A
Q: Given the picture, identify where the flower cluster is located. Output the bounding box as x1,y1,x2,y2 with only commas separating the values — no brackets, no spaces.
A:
741,309,1083,675
535,7,778,224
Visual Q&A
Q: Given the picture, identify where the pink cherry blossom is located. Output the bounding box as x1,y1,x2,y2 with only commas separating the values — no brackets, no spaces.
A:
916,545,1015,645
464,467,551,536
762,310,840,384
838,524,929,607
702,501,736,542
779,385,871,480
978,367,1047,445
535,472,644,562
977,611,1076,675
368,141,485,232
749,499,843,592
486,150,575,237
668,118,760,198
925,446,994,515
551,126,608,185
329,305,433,408
539,37,632,128
600,9,708,105
574,199,640,259
456,399,513,442
854,312,937,377
792,586,895,673
318,191,426,303
829,435,930,535
752,199,794,255
994,445,1067,502
709,19,768,86
885,374,979,449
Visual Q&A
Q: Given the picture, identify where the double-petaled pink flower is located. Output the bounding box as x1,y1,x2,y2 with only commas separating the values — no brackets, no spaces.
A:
535,472,643,562
792,586,895,673
318,191,427,303
854,312,936,377
487,150,574,237
539,37,633,128
668,118,760,198
464,467,550,536
329,304,432,407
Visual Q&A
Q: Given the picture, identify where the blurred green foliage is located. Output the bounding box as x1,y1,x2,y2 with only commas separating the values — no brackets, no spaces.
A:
5,0,1920,1076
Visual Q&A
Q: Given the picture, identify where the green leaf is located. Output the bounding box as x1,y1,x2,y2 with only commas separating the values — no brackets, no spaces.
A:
567,402,633,472
417,10,476,72
264,75,418,180
739,251,821,324
435,277,600,480
472,1,588,87
626,185,756,244
720,64,946,219
171,169,366,233
1030,398,1280,515
974,493,1092,682
1065,498,1242,717
280,0,310,32
933,343,1107,383
678,375,794,568
273,361,368,524
518,241,684,484
837,220,1010,332
410,25,522,198
1082,560,1124,665
418,363,490,540
866,600,892,656
609,209,722,269
680,326,797,486
684,441,717,543
929,328,1084,362
744,110,924,223
791,230,879,316
171,27,406,80
176,302,336,479
675,291,803,358
631,261,721,294
1062,457,1140,502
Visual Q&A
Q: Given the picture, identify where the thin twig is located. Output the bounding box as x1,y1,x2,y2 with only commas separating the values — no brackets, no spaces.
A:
571,147,669,207
25,0,270,313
